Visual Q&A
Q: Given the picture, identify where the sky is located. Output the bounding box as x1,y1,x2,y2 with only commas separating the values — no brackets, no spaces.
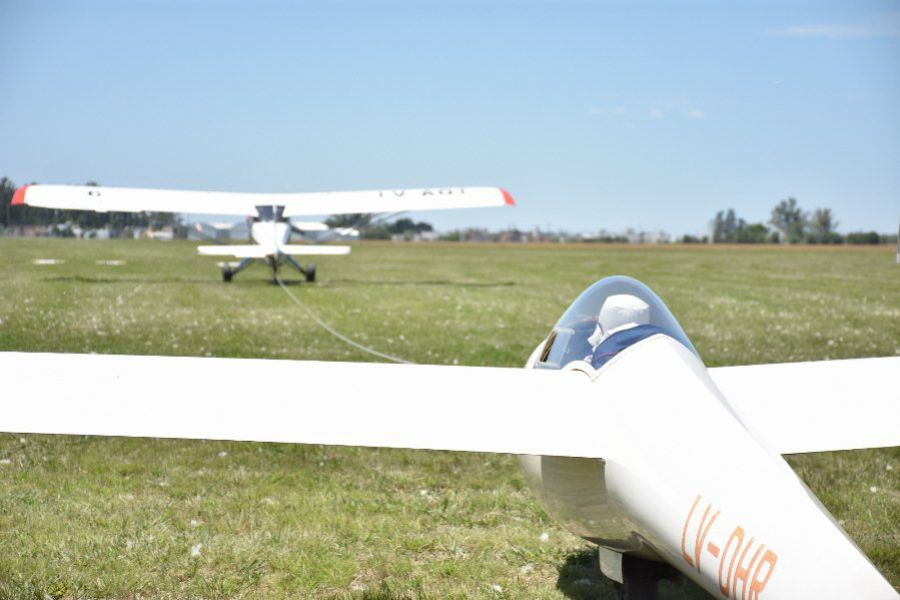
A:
1,0,898,235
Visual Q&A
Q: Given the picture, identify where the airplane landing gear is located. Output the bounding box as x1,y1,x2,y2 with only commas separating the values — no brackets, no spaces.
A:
285,255,316,283
217,258,253,283
612,555,678,600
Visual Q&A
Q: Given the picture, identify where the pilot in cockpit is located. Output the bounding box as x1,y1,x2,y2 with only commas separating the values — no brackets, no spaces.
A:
585,294,669,369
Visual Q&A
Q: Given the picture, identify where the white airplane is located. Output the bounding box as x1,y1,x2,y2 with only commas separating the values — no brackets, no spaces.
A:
11,184,515,281
2,276,898,599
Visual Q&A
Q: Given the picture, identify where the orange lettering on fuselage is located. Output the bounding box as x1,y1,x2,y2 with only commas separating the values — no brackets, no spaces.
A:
681,495,778,600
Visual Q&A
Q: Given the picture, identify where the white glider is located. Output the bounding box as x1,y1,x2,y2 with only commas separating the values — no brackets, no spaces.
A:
12,184,514,281
1,276,897,599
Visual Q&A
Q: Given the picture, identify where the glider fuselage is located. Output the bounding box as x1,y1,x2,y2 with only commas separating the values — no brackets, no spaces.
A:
520,335,895,599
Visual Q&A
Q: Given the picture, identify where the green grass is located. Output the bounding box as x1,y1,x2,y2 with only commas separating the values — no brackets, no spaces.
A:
0,239,897,599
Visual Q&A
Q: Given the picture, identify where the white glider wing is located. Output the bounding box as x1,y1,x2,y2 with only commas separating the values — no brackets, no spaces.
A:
709,356,900,454
0,352,605,459
3,352,895,458
13,184,514,217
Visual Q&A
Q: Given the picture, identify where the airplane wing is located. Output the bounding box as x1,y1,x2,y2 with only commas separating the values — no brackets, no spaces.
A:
0,352,607,459
13,184,514,217
709,356,900,454
196,245,273,258
196,245,351,258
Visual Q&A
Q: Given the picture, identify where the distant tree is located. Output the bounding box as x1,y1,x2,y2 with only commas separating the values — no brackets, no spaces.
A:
844,231,881,245
770,198,806,243
325,213,373,229
734,223,770,244
711,208,769,243
712,209,739,243
388,218,432,234
0,177,15,227
806,208,841,244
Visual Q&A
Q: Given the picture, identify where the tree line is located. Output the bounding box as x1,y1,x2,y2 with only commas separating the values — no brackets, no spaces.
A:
685,197,893,245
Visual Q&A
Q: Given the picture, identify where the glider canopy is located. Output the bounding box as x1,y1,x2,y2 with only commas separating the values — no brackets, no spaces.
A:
533,276,697,370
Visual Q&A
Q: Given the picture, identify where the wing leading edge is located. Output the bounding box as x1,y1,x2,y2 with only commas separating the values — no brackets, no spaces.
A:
14,184,514,217
709,356,900,454
3,352,895,458
0,352,606,459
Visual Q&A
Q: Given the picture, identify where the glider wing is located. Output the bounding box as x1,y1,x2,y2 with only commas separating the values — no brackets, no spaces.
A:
0,352,605,459
709,356,900,454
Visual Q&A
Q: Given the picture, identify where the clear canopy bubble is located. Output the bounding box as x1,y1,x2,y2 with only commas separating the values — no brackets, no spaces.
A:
532,276,698,371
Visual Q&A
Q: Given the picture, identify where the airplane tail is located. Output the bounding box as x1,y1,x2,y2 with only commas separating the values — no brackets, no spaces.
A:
197,245,351,258
197,245,272,258
279,245,351,256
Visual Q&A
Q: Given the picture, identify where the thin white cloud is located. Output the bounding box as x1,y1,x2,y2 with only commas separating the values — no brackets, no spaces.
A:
588,101,706,121
767,13,900,39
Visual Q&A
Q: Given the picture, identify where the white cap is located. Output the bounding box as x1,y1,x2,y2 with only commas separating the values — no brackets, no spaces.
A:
598,294,650,335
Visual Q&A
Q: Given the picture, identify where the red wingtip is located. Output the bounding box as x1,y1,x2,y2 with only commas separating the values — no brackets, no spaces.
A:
500,188,516,206
11,184,29,206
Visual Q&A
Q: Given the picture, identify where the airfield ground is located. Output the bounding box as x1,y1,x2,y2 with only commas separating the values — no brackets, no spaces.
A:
0,239,897,599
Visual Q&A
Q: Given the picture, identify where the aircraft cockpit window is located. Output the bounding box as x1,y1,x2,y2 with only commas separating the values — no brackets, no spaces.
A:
254,205,286,221
534,276,698,371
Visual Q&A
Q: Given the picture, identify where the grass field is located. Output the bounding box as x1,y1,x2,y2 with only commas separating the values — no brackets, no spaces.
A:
0,238,897,599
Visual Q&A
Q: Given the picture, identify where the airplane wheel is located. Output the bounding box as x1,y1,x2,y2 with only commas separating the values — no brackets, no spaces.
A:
222,268,233,283
305,263,316,283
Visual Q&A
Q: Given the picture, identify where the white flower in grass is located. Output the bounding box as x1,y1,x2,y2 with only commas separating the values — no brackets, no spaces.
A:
0,458,11,465
189,519,200,528
539,532,549,542
869,486,878,493
191,543,203,557
217,451,228,457
490,583,502,593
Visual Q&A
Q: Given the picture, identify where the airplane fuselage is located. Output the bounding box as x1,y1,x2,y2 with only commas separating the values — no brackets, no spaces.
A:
250,219,292,259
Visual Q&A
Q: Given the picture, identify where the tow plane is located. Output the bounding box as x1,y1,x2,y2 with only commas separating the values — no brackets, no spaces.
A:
11,184,515,282
2,276,898,599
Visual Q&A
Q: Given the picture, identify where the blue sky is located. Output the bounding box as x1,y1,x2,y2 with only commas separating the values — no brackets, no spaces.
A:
2,0,898,235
